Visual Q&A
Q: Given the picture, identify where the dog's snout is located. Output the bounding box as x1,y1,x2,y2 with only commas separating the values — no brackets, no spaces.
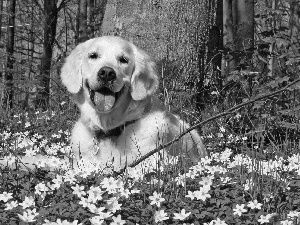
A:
98,67,116,82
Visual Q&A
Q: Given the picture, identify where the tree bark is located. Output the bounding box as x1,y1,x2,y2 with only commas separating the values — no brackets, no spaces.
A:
23,0,36,109
94,0,108,35
35,0,58,109
3,0,16,109
78,0,88,43
289,0,300,48
194,0,221,111
0,0,3,42
222,0,254,75
222,0,236,75
267,0,276,77
210,0,223,92
88,0,95,36
0,0,4,83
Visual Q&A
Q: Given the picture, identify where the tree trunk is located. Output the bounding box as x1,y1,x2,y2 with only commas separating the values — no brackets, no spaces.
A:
222,0,236,75
78,0,108,41
75,0,80,44
23,0,36,110
78,0,88,43
35,0,58,109
88,0,95,36
3,0,16,109
267,0,276,77
94,0,108,36
289,0,300,48
210,0,223,92
222,0,254,75
195,0,221,111
0,0,3,41
0,0,4,86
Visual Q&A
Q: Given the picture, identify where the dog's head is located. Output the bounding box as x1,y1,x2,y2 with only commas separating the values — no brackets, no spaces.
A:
61,36,158,112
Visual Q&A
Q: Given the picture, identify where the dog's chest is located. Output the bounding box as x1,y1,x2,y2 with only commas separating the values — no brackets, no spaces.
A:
92,136,119,155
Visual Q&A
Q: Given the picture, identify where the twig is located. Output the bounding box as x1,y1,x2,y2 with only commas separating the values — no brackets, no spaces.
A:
114,78,300,176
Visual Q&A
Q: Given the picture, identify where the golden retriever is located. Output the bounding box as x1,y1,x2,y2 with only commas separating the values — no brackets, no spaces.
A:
0,36,206,173
60,36,207,171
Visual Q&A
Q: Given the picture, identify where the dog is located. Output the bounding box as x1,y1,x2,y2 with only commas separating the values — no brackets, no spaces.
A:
0,36,206,172
60,36,207,172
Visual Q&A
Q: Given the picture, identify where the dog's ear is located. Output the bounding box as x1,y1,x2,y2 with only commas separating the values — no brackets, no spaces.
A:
61,39,93,93
131,47,159,100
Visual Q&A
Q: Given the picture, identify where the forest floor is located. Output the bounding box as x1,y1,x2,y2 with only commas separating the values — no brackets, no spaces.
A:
0,108,299,225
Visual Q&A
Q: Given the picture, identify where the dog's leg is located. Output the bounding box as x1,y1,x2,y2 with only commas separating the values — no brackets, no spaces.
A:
70,120,95,168
164,113,207,163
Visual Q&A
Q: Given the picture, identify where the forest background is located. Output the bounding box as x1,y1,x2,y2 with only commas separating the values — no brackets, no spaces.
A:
0,1,300,225
0,0,297,115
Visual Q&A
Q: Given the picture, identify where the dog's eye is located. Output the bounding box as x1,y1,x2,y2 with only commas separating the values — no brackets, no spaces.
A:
119,56,129,64
88,52,98,59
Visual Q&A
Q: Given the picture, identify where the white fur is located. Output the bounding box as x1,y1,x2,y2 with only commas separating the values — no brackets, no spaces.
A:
61,36,207,172
0,36,206,173
70,107,206,172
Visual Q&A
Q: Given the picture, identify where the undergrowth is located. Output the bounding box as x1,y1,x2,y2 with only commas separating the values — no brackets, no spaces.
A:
0,104,299,225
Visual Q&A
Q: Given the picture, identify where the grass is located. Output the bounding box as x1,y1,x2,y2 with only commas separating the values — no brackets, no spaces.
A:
0,107,300,225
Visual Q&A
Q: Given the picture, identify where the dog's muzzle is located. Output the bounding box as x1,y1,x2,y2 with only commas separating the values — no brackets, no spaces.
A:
86,67,124,112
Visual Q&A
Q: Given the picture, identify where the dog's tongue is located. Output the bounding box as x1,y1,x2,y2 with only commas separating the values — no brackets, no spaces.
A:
94,92,115,111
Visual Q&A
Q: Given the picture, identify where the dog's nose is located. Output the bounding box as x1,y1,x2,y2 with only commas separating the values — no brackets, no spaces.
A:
98,67,116,82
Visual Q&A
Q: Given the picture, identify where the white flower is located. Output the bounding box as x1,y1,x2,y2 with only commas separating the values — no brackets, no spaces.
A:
200,156,212,165
25,122,31,128
247,200,262,209
258,214,272,224
130,188,140,194
63,170,77,184
89,216,105,225
220,126,225,133
173,209,191,220
0,192,13,202
149,191,165,208
195,188,211,201
154,210,168,223
105,199,122,213
101,177,118,194
205,218,227,225
119,188,130,198
52,175,64,189
233,204,247,216
17,208,39,223
5,200,18,210
44,218,82,225
71,184,86,198
186,169,198,179
199,176,213,187
78,197,90,208
185,191,198,200
88,204,106,215
87,186,104,203
287,211,300,219
35,182,50,197
280,220,294,225
111,215,126,225
19,196,35,209
220,177,231,184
